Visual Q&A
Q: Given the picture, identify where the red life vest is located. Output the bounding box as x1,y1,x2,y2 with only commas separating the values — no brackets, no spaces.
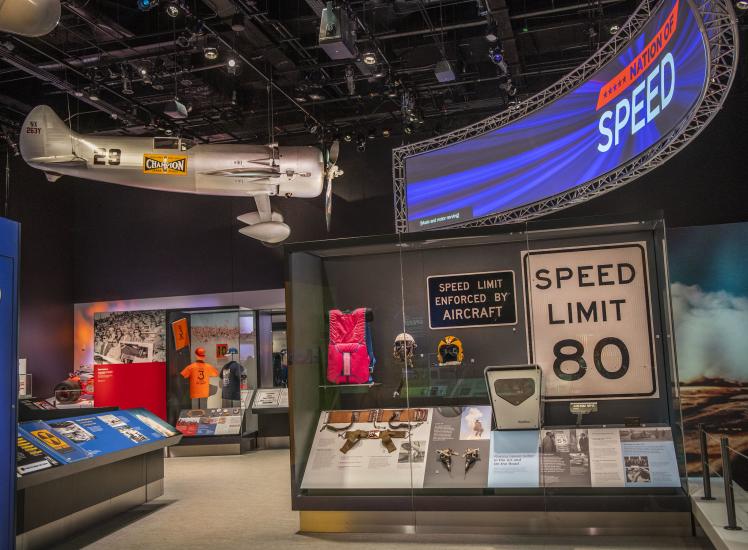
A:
327,308,371,384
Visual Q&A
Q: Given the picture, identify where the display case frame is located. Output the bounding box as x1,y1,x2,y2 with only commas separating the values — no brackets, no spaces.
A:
285,213,690,531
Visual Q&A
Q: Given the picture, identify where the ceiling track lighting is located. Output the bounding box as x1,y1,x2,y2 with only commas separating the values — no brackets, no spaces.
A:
361,51,377,65
165,1,180,17
203,46,219,60
137,0,159,11
231,13,246,32
485,20,499,42
227,57,238,75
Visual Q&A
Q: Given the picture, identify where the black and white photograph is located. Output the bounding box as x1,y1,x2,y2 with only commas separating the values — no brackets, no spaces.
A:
94,310,166,364
624,456,652,483
619,428,674,442
117,427,149,444
99,414,127,429
540,429,592,487
48,421,95,444
398,441,426,464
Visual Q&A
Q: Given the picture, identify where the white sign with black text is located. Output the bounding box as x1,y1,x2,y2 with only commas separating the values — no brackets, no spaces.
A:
523,243,657,400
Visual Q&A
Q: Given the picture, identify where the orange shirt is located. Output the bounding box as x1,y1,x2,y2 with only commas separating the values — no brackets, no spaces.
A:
181,361,219,399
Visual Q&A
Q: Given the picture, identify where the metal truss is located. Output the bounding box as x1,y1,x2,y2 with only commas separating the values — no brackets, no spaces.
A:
392,0,739,234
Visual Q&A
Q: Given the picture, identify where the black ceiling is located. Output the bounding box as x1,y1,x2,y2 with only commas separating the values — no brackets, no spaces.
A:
0,0,704,146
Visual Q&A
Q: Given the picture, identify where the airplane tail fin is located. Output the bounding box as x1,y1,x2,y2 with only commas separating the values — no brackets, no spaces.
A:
19,105,78,164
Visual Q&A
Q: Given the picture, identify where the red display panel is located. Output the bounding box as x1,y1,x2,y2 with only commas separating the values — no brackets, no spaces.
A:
94,362,167,420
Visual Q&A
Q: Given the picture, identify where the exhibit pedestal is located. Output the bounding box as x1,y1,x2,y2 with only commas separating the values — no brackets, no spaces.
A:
15,439,178,550
299,510,692,536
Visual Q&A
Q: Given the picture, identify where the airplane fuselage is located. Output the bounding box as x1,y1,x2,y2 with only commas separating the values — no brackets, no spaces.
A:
21,107,324,198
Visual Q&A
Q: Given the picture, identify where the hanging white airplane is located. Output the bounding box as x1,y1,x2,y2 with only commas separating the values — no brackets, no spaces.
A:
20,105,342,243
0,0,60,37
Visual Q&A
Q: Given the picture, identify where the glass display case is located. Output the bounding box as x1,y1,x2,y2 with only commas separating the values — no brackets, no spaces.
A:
285,214,690,535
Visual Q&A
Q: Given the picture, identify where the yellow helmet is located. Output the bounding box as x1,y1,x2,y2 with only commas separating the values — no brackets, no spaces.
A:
437,335,464,364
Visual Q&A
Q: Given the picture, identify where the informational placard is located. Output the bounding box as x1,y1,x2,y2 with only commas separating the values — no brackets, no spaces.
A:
488,431,540,487
252,388,288,410
423,406,491,488
427,271,517,329
46,411,169,457
175,408,243,436
540,426,679,487
301,410,433,490
523,243,657,400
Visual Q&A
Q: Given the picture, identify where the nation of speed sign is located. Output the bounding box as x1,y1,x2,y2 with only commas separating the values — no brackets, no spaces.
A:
522,243,658,400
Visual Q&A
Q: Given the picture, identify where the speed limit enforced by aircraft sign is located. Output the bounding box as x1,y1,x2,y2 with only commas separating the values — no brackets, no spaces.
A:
522,243,658,400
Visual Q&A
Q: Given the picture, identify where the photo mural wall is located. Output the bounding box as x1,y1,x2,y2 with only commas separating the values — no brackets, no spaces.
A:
668,222,748,481
93,310,166,364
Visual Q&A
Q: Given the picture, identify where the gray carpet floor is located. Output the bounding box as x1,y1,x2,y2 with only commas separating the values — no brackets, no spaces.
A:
52,449,713,550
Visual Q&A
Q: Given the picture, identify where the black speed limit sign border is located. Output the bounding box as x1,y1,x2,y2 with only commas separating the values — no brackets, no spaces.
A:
522,243,658,401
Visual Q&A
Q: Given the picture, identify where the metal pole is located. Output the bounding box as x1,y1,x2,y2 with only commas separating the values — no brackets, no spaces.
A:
720,435,742,531
700,424,715,500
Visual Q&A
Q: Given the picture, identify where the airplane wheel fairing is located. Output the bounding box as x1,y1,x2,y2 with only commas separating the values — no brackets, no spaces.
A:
238,221,290,243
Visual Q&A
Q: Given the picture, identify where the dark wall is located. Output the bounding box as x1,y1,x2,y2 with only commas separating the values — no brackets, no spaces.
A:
0,159,74,397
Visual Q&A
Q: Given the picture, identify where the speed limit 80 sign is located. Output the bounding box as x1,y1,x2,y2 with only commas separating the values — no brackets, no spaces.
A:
522,243,658,400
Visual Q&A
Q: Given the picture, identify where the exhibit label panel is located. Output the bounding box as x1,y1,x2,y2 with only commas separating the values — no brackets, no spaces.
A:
403,0,709,230
523,243,657,400
300,409,680,490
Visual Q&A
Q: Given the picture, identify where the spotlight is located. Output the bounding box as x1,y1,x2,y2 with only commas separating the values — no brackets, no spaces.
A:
485,21,499,42
308,92,325,101
343,132,352,142
88,86,100,101
294,95,307,103
488,46,503,65
137,0,159,11
609,24,620,34
403,124,413,135
176,32,193,48
231,89,238,106
227,57,238,75
361,51,377,65
367,128,376,140
305,117,320,135
737,0,748,9
489,46,508,73
356,134,366,152
587,25,598,38
231,13,246,32
382,128,391,138
73,89,84,98
203,47,219,60
165,1,180,17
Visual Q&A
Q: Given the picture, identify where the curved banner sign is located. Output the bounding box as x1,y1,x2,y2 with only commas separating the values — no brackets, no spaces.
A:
403,0,708,231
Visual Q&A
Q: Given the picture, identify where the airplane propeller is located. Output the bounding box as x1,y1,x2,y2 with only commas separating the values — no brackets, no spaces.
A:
323,140,342,232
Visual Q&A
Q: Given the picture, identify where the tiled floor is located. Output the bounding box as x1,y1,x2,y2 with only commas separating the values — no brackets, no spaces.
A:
52,449,713,550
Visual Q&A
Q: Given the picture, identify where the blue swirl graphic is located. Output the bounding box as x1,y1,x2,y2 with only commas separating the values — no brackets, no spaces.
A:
405,0,708,229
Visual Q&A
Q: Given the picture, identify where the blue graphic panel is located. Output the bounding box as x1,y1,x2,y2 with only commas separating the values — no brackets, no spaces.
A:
405,0,707,230
0,216,18,549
